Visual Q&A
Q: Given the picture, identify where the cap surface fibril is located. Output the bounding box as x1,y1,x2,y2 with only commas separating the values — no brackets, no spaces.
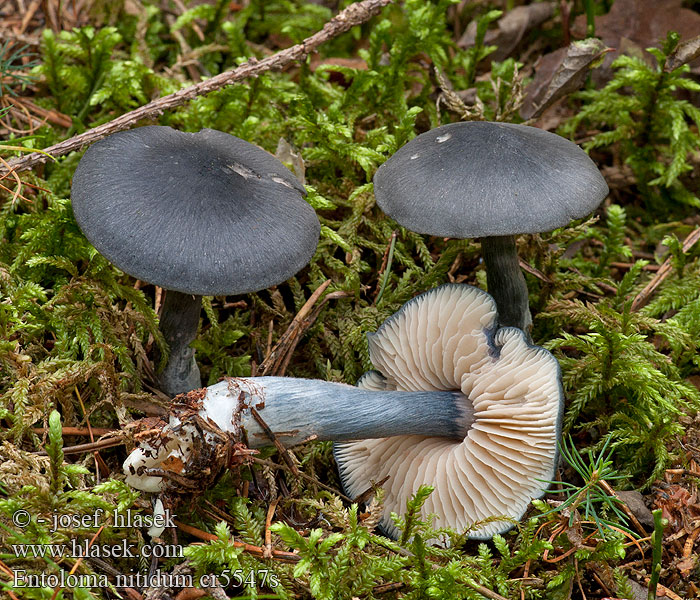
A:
71,126,320,296
335,285,563,540
373,121,609,238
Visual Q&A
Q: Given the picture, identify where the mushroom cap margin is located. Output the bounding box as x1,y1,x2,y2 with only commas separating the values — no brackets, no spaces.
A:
71,126,320,296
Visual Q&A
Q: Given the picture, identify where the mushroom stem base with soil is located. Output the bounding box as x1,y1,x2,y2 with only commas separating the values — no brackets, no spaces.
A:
481,235,532,338
155,290,202,396
123,376,474,493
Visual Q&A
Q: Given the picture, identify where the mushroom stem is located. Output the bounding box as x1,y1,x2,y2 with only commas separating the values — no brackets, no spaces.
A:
155,290,202,396
480,235,532,338
124,376,475,492
205,377,474,447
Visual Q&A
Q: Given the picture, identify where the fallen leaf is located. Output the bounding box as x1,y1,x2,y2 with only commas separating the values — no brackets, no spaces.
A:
677,555,696,577
573,0,700,80
459,3,555,61
617,490,654,528
665,33,700,71
521,38,611,120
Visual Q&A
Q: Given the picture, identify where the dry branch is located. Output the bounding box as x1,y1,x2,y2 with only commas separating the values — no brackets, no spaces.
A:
630,227,700,311
1,0,392,177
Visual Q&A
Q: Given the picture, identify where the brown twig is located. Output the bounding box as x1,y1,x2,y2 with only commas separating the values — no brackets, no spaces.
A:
0,155,30,206
631,227,700,311
599,480,648,537
0,27,41,46
31,426,116,436
0,559,21,600
259,280,352,376
373,582,405,594
519,258,552,283
174,519,300,563
1,0,392,177
250,406,300,476
263,499,279,559
173,589,207,600
50,525,104,600
610,261,661,271
574,557,587,600
171,0,205,42
18,0,42,35
39,436,126,455
251,456,354,503
352,475,390,505
642,579,684,600
259,280,330,374
5,95,73,129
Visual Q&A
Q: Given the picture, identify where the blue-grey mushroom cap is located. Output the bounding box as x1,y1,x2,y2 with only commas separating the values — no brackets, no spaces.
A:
71,126,320,296
373,121,609,238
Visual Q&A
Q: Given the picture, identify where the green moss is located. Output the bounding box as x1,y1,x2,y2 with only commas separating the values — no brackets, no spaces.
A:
1,1,699,598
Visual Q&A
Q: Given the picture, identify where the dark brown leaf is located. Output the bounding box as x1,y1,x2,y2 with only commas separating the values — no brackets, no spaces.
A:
459,3,555,61
521,38,611,120
573,0,700,80
665,33,700,71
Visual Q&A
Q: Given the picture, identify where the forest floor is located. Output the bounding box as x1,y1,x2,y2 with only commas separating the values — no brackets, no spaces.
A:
1,0,700,599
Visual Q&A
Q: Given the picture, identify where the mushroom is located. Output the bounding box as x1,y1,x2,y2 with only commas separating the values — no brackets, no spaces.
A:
373,121,609,336
335,283,563,539
123,284,563,540
71,126,320,396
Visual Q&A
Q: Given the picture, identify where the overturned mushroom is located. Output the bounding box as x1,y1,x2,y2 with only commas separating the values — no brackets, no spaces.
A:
71,126,320,396
336,285,563,539
124,284,563,539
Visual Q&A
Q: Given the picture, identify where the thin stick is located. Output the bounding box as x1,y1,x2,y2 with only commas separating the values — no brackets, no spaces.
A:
263,499,279,559
50,525,104,600
5,96,72,128
18,0,42,35
574,557,587,600
31,426,116,436
352,475,390,505
1,0,392,177
39,436,125,455
174,519,300,563
249,406,300,476
0,559,21,600
251,456,354,503
0,27,41,46
259,279,332,376
518,258,552,283
631,227,700,311
374,230,397,304
599,480,647,537
373,582,404,594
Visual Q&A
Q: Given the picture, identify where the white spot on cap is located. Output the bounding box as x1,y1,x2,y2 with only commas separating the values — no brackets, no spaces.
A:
270,175,295,189
227,162,259,180
410,154,420,160
436,133,452,144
